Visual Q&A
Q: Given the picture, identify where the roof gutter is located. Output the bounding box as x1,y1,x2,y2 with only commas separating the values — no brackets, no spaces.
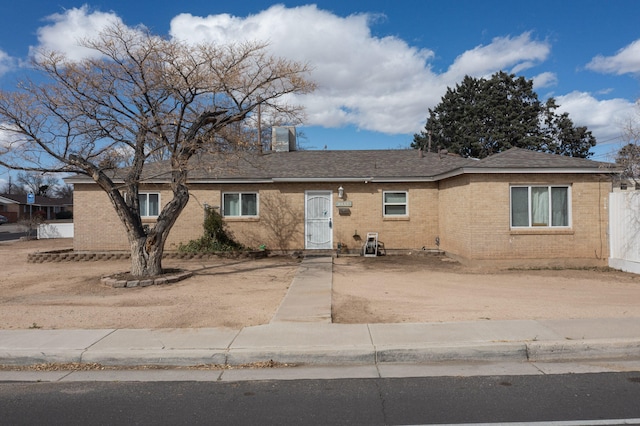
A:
0,196,19,204
188,179,275,184
65,167,620,185
462,167,622,174
271,177,438,183
66,177,279,185
432,166,620,181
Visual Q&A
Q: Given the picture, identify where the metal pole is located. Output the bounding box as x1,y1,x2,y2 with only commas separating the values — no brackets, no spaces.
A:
257,100,262,153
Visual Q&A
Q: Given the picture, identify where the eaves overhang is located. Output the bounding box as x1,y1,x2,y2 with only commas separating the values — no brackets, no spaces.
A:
67,176,442,184
188,179,274,184
0,196,19,204
462,167,622,175
191,176,442,183
271,176,438,183
64,166,620,186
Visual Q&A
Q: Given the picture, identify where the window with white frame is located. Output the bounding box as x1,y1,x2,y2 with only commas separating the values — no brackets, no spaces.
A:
223,192,258,217
510,185,570,228
138,193,160,217
383,191,408,216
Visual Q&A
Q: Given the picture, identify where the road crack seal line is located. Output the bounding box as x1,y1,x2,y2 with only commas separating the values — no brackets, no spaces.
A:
373,378,389,425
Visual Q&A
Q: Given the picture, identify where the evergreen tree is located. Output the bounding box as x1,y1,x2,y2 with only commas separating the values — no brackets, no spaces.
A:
413,71,595,158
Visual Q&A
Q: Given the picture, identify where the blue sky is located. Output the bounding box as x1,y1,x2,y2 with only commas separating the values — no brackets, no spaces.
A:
1,0,639,166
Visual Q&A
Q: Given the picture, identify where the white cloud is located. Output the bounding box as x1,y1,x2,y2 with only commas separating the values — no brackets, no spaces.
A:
26,4,632,148
443,33,550,81
0,123,21,150
29,5,123,61
169,5,439,133
169,6,554,134
0,49,17,77
555,91,636,147
587,39,640,75
532,72,558,90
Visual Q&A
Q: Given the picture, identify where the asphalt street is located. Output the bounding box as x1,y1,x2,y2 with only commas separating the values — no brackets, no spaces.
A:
0,223,25,241
2,373,640,425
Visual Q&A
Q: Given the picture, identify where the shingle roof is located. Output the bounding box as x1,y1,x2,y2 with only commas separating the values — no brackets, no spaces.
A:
0,194,72,206
181,149,477,181
67,147,618,184
470,147,616,170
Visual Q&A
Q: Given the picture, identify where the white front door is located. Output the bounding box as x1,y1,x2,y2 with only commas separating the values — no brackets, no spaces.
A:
305,191,333,249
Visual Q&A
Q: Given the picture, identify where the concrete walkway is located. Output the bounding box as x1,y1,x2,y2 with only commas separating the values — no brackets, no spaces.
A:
270,256,332,323
1,257,640,381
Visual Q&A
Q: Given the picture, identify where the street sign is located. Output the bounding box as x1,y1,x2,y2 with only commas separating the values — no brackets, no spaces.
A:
27,193,35,204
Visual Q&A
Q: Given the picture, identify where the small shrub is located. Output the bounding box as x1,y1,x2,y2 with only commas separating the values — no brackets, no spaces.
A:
18,214,45,237
178,207,244,253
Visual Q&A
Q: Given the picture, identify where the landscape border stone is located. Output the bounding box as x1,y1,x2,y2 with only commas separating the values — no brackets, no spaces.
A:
100,270,194,288
26,249,270,263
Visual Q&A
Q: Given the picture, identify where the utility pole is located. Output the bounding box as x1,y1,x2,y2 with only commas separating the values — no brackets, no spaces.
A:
257,98,263,154
427,129,432,153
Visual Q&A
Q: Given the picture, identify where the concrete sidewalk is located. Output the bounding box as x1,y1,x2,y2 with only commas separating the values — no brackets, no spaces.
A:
1,318,640,368
1,257,640,378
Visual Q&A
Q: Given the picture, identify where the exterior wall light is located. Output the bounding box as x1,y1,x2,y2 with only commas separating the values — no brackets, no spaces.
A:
338,186,344,199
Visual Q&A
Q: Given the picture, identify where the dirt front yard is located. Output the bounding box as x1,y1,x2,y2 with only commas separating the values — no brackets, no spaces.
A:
0,239,299,330
332,255,640,323
1,239,640,330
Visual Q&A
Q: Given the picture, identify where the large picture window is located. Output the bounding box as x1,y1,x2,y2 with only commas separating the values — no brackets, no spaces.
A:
138,193,160,218
223,192,258,217
383,191,408,216
511,185,570,228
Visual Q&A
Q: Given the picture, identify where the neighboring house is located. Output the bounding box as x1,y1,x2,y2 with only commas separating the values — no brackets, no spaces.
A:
67,137,619,268
0,194,73,223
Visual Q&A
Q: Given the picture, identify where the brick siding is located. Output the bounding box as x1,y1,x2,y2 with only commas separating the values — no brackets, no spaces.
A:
438,173,610,267
74,174,611,267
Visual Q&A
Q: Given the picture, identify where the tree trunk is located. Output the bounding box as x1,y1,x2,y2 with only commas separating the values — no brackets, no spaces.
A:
129,235,164,277
125,183,187,278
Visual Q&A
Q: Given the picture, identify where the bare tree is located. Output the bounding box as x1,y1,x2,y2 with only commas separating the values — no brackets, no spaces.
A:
616,99,640,184
1,173,20,194
0,24,314,277
52,183,74,199
15,171,60,196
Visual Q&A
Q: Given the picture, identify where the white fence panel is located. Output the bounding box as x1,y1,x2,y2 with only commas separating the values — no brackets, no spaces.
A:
37,222,74,239
609,192,640,274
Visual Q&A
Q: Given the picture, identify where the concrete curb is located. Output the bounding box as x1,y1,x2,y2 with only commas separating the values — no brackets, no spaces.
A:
79,350,229,367
0,350,85,365
525,338,640,362
226,347,376,366
3,338,639,368
375,342,530,364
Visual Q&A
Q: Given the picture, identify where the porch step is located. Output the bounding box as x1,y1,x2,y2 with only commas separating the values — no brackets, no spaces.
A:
300,249,336,257
270,256,333,323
